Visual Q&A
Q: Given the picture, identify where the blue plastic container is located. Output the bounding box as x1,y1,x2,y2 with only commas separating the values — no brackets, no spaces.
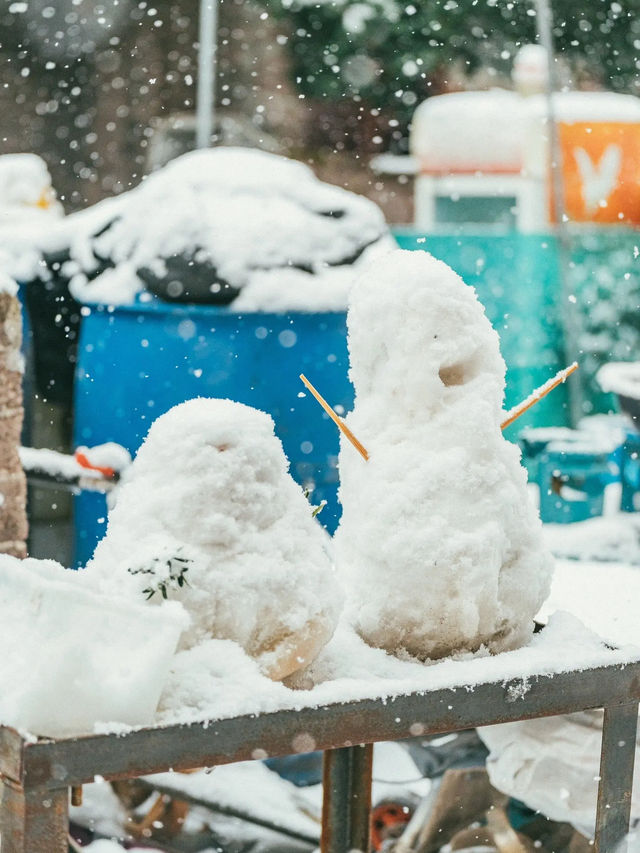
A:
537,442,612,523
73,300,352,566
621,430,640,513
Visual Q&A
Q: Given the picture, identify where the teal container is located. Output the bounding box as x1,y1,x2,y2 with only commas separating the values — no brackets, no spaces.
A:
621,430,640,513
538,443,612,523
393,230,568,436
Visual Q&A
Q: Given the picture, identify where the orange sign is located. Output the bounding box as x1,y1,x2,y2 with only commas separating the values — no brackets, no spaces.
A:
558,122,640,224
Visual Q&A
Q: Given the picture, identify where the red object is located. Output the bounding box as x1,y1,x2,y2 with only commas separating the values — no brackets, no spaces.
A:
74,450,116,480
370,799,414,850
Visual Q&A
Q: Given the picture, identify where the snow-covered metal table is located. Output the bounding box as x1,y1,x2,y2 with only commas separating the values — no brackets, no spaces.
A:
1,648,639,853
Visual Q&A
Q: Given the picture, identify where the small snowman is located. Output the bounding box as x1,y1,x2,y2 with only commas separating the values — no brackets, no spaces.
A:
334,249,553,660
88,398,342,681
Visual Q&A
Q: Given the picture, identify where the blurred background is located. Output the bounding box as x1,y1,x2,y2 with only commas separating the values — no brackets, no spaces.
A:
1,0,637,217
2,0,640,570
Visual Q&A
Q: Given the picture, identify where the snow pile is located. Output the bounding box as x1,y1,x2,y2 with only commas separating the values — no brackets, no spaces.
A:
145,762,321,841
0,554,187,737
0,155,63,281
0,153,62,223
597,361,640,401
88,398,343,682
543,514,640,565
6,147,389,310
155,610,634,728
232,236,396,313
412,89,527,173
334,249,553,660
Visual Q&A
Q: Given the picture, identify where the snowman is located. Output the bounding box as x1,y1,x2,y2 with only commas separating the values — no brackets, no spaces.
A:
334,249,553,660
87,398,343,681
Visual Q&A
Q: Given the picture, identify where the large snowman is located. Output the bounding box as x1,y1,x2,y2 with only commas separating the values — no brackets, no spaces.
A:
88,398,342,681
334,249,553,660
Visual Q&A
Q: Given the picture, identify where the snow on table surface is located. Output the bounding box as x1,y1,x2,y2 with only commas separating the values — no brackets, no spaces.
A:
539,558,640,649
3,560,637,740
152,602,639,731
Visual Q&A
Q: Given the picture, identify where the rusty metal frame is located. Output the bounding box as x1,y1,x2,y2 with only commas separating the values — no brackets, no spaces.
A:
1,656,639,852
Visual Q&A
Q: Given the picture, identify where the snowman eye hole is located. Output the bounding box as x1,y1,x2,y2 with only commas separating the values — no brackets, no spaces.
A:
439,363,467,386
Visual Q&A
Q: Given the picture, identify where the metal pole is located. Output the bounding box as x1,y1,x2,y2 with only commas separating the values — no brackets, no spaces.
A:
0,777,69,852
321,744,373,853
534,0,565,228
534,0,583,425
196,0,217,149
595,702,639,853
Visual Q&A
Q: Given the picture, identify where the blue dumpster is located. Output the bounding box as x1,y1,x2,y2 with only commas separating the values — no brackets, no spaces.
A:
73,299,352,566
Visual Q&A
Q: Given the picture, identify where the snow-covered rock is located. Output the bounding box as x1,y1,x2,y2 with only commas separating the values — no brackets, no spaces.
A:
88,398,343,682
334,249,553,660
0,555,187,737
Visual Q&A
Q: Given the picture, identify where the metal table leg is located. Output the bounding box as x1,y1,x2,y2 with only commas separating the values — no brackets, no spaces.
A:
0,775,68,853
321,743,373,853
595,701,639,853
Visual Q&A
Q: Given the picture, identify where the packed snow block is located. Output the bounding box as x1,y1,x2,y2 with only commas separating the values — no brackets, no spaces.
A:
88,398,343,682
0,555,188,737
335,249,553,660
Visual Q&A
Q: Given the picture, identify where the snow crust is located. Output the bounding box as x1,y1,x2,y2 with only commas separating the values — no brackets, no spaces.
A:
334,249,553,660
0,554,187,737
232,235,396,313
88,398,343,682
